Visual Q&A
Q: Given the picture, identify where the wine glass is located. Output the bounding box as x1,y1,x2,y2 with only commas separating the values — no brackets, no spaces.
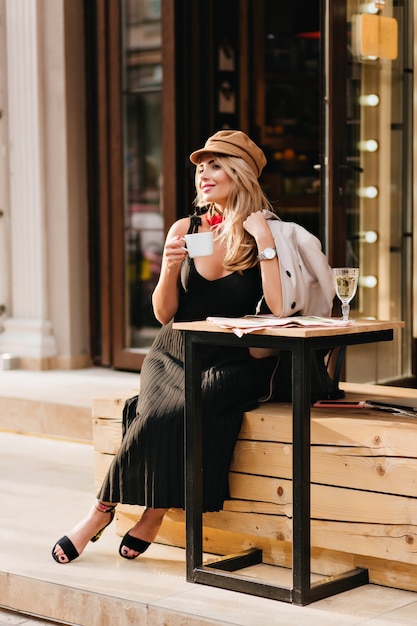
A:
332,268,359,322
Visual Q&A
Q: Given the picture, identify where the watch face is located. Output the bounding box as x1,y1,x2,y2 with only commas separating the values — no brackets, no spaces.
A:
258,247,276,261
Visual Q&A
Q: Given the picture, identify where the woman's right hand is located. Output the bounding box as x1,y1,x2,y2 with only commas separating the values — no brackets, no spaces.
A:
163,234,188,269
152,218,190,324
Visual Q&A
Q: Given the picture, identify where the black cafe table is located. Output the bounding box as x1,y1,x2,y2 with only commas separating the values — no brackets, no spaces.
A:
172,318,404,606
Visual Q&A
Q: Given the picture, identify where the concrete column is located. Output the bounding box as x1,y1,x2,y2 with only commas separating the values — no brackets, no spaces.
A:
0,0,57,367
0,0,10,328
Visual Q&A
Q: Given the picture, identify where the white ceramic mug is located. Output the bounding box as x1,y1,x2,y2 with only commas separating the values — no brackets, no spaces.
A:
184,232,214,258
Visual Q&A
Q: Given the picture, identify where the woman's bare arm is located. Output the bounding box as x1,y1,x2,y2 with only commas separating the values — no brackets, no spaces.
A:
243,212,283,316
152,218,189,324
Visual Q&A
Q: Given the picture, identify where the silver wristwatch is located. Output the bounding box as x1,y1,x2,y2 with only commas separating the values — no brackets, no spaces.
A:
257,247,277,261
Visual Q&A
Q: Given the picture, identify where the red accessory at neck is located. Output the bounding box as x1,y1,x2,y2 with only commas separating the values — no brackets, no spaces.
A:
206,206,223,227
206,213,223,227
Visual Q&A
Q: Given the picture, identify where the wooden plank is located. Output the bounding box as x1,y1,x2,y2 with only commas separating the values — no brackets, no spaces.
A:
92,394,134,419
93,451,114,489
241,404,417,456
227,476,417,524
231,440,417,496
239,404,293,442
310,414,417,455
117,482,417,531
231,440,291,478
354,554,417,592
312,446,417,495
312,519,417,565
341,382,417,399
0,397,92,442
93,417,122,454
175,508,417,566
92,393,417,453
228,475,291,514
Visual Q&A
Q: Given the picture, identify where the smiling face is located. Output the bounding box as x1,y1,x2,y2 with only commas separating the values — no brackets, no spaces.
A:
196,154,232,211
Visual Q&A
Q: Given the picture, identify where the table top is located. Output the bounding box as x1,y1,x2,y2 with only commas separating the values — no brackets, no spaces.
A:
172,318,404,339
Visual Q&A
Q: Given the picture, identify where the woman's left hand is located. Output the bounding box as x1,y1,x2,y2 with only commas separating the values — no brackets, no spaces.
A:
243,211,274,248
243,211,269,237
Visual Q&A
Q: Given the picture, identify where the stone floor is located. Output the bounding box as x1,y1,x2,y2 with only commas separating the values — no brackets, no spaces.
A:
2,367,417,625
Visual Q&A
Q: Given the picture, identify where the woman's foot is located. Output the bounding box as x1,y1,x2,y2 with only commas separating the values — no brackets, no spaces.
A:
52,500,116,564
119,507,167,560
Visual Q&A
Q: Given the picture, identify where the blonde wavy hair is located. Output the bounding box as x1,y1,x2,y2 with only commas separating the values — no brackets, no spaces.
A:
193,155,276,272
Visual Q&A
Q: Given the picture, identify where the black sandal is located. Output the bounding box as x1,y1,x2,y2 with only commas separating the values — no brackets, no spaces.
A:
119,531,151,560
51,500,116,564
51,535,80,563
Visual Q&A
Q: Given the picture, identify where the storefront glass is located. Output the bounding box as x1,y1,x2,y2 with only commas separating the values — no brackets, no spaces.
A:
255,0,321,238
122,0,163,351
116,0,412,380
344,0,412,382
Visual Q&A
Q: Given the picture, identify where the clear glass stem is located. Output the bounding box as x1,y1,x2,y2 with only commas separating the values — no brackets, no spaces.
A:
341,302,350,322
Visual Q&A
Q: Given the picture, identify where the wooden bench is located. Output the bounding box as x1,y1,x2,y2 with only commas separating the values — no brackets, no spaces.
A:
92,382,417,592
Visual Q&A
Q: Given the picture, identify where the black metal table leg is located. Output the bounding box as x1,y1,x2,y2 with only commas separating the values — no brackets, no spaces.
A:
185,334,203,581
180,325,396,605
291,340,312,605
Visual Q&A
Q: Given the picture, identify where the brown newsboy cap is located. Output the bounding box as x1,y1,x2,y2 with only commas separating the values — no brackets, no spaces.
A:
189,130,267,178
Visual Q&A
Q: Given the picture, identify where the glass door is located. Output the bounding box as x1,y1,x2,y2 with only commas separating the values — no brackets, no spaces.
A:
253,0,321,239
121,0,163,358
90,0,232,371
329,0,413,383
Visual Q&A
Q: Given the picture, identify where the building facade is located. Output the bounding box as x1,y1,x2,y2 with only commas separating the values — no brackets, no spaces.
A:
0,0,415,385
0,0,90,370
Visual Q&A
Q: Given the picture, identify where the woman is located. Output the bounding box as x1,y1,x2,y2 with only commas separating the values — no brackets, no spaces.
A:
52,130,333,564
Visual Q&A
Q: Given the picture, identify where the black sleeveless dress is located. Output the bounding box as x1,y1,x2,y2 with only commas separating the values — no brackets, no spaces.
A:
97,259,275,512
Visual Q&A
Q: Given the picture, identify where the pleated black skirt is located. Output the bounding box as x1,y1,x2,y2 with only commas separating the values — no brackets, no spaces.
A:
97,320,275,512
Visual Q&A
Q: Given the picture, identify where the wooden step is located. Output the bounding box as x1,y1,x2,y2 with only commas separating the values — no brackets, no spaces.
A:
0,396,92,441
92,384,417,591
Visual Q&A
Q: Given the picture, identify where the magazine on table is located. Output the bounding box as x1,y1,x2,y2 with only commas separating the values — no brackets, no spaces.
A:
206,314,353,337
